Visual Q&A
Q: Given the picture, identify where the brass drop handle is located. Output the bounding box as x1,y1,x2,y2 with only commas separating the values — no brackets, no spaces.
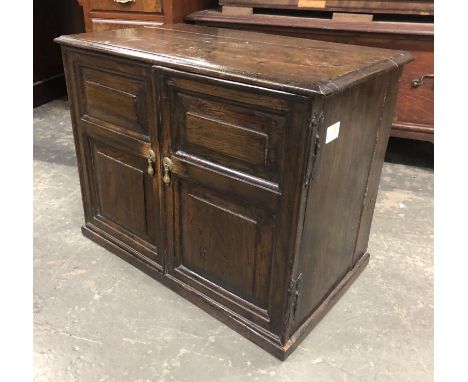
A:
113,0,135,4
162,157,173,185
411,74,434,88
146,149,155,176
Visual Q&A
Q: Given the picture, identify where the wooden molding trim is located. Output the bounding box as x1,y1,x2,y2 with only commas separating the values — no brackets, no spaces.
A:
82,224,370,360
186,9,434,36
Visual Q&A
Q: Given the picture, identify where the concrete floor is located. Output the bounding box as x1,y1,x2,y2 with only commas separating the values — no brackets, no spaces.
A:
34,98,434,382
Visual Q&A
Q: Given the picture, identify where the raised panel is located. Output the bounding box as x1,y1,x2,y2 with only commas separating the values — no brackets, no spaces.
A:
80,66,149,138
185,112,269,166
164,70,289,185
172,181,274,320
95,151,146,235
85,135,161,265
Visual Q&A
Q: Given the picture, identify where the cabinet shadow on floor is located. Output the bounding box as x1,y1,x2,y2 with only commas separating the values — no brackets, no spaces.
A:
385,137,434,168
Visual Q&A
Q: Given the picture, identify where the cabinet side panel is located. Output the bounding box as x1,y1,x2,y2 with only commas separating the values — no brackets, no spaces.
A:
292,69,401,331
353,68,403,262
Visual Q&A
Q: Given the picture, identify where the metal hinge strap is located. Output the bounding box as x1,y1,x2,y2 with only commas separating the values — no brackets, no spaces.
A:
305,112,324,187
286,272,303,333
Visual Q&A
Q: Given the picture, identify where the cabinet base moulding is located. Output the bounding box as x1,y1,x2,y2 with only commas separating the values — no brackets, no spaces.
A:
82,223,369,360
391,122,434,143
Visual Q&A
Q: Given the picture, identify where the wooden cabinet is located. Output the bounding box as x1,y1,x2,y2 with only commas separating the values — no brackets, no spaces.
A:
56,24,412,359
187,1,434,142
76,0,216,31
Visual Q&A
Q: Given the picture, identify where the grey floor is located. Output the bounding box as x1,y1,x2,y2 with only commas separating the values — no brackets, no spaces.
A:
34,98,434,382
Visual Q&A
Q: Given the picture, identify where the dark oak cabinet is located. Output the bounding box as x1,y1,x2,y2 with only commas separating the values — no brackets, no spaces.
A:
56,24,412,359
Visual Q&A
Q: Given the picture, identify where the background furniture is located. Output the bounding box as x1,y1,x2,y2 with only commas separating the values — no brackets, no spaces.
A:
187,0,434,142
34,0,85,107
77,0,217,31
56,24,411,359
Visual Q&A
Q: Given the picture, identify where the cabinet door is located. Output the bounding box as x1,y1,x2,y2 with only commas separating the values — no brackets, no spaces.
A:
64,50,163,268
81,127,162,266
155,67,310,334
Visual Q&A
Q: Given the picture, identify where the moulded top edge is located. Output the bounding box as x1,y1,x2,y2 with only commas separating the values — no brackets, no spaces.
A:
54,24,414,97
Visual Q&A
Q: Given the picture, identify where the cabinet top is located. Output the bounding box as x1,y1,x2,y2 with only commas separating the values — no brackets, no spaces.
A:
55,23,412,97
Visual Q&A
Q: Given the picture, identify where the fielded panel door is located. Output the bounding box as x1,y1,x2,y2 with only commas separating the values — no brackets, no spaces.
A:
64,49,164,269
155,66,311,336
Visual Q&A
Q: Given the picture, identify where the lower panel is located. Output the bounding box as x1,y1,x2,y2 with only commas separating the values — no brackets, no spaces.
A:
82,224,369,360
82,132,162,265
169,181,275,327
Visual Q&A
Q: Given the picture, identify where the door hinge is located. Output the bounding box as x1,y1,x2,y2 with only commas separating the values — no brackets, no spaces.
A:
305,112,324,188
285,273,303,333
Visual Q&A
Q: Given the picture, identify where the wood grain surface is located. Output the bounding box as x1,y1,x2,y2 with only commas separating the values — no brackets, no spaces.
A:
56,23,412,96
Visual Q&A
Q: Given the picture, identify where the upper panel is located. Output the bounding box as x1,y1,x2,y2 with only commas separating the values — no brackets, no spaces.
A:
69,50,153,142
55,23,412,96
160,67,294,189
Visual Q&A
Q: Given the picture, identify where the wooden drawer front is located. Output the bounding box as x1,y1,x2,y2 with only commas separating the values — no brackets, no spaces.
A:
91,20,163,32
395,50,434,126
90,0,161,13
71,51,152,141
161,69,291,187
